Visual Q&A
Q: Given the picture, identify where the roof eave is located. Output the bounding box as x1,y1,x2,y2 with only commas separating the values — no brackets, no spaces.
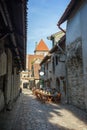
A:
58,0,84,26
40,55,51,65
49,35,66,53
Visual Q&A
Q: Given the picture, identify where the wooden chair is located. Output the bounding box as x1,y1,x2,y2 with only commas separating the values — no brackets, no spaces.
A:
52,93,61,103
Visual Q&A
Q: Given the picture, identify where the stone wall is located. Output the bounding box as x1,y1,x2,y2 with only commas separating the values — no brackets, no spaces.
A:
0,90,4,111
5,49,12,105
65,1,87,111
80,2,87,111
13,68,20,101
0,42,7,111
66,38,86,110
0,46,21,111
50,53,66,101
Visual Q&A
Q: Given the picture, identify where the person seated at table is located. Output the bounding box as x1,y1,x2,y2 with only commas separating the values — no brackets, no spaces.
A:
51,88,61,102
51,88,58,97
46,87,52,94
39,89,43,93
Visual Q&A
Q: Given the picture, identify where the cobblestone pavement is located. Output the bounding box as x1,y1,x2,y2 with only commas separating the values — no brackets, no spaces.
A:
0,89,87,130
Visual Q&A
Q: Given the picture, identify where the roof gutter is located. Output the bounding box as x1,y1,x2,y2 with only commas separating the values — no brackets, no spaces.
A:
57,0,82,33
57,0,74,33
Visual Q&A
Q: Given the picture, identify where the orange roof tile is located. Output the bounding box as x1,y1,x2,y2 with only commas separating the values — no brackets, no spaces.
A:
35,39,49,51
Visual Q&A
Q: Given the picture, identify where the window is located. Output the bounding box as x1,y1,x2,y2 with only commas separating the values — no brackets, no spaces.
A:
31,65,34,77
56,77,60,92
46,63,48,70
55,55,58,65
52,57,55,73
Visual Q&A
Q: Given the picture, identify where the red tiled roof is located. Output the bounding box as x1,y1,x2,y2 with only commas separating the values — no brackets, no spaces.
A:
35,39,49,51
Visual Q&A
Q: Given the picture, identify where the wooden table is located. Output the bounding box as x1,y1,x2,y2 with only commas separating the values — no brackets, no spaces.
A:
34,90,53,102
34,89,61,103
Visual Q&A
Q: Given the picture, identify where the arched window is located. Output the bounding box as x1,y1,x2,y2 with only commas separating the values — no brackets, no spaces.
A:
55,55,58,65
56,77,60,92
52,57,55,73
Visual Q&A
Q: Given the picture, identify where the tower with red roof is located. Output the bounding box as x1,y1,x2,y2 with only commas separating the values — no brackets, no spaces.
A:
34,39,49,56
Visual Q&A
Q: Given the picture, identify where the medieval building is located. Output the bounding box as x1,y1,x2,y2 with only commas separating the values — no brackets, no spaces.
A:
40,32,66,102
0,0,27,111
58,0,87,111
21,39,49,89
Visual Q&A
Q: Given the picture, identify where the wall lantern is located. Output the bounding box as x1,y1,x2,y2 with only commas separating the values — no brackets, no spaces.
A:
39,71,44,76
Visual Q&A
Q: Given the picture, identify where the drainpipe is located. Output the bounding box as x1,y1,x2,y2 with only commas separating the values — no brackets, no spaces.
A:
57,23,69,104
57,24,66,33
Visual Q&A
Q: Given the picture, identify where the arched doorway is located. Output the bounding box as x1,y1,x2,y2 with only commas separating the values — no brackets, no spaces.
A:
56,77,60,92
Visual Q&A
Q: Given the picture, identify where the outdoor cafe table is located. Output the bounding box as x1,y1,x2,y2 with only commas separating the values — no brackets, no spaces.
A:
34,89,61,103
34,90,53,102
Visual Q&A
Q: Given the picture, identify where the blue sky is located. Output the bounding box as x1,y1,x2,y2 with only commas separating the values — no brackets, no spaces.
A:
27,0,70,54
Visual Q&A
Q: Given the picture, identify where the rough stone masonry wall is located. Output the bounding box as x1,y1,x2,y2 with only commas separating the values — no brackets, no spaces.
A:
11,68,20,102
13,68,20,101
5,49,12,105
67,38,85,110
0,42,7,111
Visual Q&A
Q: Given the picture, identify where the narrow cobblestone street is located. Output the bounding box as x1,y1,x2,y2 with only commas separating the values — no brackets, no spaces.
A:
0,89,87,130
